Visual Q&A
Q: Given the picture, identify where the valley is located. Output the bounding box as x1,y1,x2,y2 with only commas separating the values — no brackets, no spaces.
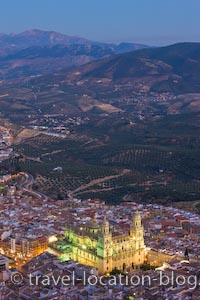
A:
1,38,200,205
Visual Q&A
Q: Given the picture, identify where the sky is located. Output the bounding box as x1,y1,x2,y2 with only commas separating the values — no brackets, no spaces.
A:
1,0,200,45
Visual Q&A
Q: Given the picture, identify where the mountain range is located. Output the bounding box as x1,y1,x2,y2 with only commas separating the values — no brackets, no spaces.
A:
0,32,200,121
0,29,148,79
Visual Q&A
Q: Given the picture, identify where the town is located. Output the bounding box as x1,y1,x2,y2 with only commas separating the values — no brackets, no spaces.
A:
0,126,200,299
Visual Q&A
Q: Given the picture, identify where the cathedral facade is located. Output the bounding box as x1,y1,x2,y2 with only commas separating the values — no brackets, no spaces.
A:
65,211,145,275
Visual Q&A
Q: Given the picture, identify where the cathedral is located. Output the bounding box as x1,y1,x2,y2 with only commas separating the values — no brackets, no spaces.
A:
64,211,145,275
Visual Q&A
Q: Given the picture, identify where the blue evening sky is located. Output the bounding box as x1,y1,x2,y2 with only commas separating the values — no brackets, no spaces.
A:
1,0,200,45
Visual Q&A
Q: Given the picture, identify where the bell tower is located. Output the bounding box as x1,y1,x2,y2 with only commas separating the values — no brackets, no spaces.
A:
101,217,110,236
129,210,145,266
97,217,113,274
130,211,144,245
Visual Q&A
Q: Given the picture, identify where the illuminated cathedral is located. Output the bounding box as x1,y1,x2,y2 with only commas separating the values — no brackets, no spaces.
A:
64,211,145,275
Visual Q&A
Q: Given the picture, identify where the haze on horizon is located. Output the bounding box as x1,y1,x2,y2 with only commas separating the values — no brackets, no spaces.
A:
1,0,200,46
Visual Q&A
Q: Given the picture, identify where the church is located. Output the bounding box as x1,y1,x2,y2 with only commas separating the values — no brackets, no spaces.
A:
65,211,145,275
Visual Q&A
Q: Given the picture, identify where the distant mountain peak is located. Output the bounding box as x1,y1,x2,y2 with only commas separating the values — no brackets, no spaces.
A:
19,29,43,34
17,28,78,39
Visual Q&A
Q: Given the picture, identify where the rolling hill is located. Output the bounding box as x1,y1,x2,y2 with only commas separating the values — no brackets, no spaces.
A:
68,42,200,94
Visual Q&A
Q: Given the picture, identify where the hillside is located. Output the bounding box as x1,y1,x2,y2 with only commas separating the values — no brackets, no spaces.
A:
1,43,200,122
69,42,200,94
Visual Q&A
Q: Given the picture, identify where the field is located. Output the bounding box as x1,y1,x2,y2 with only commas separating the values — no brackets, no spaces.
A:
9,111,200,205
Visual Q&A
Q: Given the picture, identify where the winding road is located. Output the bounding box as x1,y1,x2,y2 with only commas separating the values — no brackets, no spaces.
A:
15,171,50,201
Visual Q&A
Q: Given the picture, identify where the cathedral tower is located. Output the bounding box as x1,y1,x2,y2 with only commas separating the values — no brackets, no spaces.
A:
130,210,145,266
97,217,113,274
